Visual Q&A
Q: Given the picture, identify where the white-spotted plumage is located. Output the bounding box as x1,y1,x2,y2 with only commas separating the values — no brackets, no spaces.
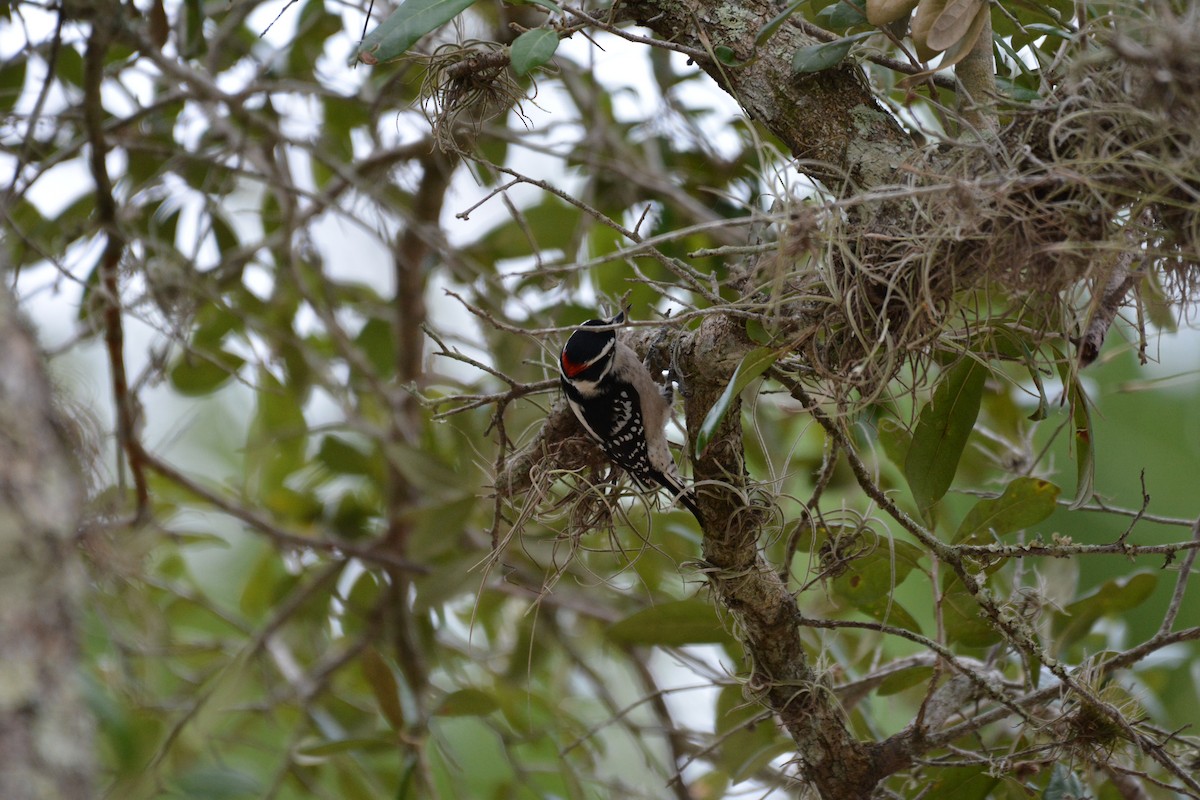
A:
559,314,701,522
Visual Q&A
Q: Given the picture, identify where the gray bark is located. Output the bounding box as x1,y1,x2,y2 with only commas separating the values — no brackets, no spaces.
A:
0,285,93,799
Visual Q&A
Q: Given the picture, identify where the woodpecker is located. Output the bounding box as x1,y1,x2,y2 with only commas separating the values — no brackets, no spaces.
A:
559,313,702,523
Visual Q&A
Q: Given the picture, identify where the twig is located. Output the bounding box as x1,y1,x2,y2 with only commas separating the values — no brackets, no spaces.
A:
1102,763,1154,800
4,4,64,207
431,379,558,418
1078,225,1143,368
953,538,1200,560
84,18,149,519
565,6,709,62
140,450,428,574
801,616,1029,724
486,165,721,303
782,436,838,580
260,0,300,37
425,323,519,386
791,18,956,90
455,179,520,220
1157,516,1200,636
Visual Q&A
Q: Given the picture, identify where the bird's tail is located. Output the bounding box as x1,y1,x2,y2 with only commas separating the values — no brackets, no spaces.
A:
676,488,703,525
653,469,703,525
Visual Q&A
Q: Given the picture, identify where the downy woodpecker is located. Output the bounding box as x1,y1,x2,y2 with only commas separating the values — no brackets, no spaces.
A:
559,313,702,523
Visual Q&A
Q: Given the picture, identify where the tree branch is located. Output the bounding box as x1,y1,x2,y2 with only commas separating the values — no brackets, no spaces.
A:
954,9,998,136
84,12,149,518
676,314,879,797
617,0,910,191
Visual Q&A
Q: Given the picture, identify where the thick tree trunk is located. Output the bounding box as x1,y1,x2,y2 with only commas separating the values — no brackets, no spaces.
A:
0,285,92,799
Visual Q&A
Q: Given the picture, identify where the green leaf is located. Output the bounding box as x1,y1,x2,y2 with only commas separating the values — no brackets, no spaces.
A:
355,0,477,64
792,32,871,74
1025,359,1050,422
714,685,791,783
816,1,869,31
168,531,231,549
509,28,559,76
180,0,207,59
412,553,478,613
712,45,742,66
1043,763,1086,800
995,75,1041,103
247,371,309,494
340,572,384,639
904,358,987,514
729,739,792,784
387,443,468,497
172,767,260,799
238,546,290,617
355,316,395,378
297,736,396,757
830,540,924,608
54,45,84,87
360,648,405,730
209,210,240,256
607,599,731,647
953,477,1061,545
510,0,562,10
757,0,806,49
942,585,1001,648
858,596,923,633
923,765,999,800
262,486,324,522
1024,22,1072,38
329,492,377,539
193,302,244,349
695,347,779,459
790,526,925,623
434,688,499,717
1053,572,1157,651
5,196,47,268
288,0,343,79
877,416,912,470
877,665,933,696
745,317,771,345
321,93,371,167
334,761,381,800
469,195,580,261
169,349,246,396
318,435,374,476
0,55,26,113
410,495,476,560
144,202,180,250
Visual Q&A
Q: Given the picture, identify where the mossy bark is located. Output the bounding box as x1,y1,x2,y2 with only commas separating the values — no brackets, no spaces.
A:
0,286,92,799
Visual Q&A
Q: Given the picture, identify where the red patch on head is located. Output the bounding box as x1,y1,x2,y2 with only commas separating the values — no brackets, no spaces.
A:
562,351,589,378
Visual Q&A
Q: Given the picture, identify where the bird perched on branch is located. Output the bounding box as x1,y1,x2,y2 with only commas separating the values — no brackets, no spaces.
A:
558,312,702,523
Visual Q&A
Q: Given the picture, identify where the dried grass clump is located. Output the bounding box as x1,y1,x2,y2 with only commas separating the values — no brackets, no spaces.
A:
1050,6,1200,294
768,6,1200,406
420,41,525,152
